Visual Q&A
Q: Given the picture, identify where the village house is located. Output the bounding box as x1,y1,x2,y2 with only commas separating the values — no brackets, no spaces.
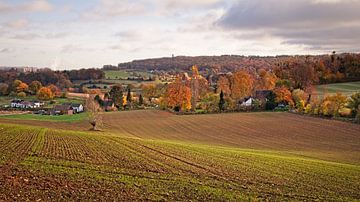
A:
52,104,74,115
70,103,84,113
11,99,44,109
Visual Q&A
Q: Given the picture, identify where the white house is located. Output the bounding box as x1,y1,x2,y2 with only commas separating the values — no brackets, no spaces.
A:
240,97,254,107
71,103,84,113
10,99,44,109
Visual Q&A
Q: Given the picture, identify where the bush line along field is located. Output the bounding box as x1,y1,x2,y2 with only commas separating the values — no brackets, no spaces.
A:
0,123,359,201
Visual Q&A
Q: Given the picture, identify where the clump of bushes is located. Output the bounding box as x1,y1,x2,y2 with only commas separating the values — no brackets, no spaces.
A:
304,92,360,122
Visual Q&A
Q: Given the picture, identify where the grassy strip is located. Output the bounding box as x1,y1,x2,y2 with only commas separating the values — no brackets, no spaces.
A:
0,113,87,122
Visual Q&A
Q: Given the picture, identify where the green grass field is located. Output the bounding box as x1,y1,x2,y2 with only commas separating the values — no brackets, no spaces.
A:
0,110,359,200
315,81,360,97
104,70,130,79
0,96,83,108
104,70,154,80
0,112,87,122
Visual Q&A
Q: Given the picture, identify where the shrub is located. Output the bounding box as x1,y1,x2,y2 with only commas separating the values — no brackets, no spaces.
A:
17,92,26,98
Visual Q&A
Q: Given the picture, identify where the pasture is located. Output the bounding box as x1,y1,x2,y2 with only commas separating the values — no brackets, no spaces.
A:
315,81,360,97
0,110,359,200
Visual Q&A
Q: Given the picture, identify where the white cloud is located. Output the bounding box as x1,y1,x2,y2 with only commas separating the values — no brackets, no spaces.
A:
5,19,28,29
0,0,53,13
24,0,53,12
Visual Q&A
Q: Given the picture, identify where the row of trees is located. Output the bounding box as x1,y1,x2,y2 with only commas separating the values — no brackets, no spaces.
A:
0,68,104,89
0,79,61,100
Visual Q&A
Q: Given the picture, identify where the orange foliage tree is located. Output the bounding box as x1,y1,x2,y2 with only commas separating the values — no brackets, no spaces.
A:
47,84,60,96
231,70,254,100
257,69,277,90
217,75,231,96
16,82,29,93
37,87,55,100
274,87,294,106
166,78,192,111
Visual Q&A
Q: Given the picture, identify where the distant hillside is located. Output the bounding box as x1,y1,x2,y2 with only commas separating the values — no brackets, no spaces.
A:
105,55,288,72
105,54,349,72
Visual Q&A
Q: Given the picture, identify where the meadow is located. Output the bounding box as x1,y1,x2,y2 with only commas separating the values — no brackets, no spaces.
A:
0,110,359,200
315,81,360,97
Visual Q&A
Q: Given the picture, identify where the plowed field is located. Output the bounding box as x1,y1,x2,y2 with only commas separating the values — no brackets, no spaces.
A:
0,110,359,200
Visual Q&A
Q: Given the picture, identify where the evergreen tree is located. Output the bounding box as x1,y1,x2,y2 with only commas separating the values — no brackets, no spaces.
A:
265,91,277,110
219,90,225,112
126,88,132,109
127,88,132,103
139,94,144,106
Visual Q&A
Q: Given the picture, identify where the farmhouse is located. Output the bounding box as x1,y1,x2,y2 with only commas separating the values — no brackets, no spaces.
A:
240,97,254,107
52,105,74,115
11,99,44,109
70,103,84,113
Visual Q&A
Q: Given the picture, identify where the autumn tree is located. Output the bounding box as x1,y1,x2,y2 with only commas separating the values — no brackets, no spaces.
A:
290,61,316,90
16,82,29,93
166,78,192,112
292,89,306,112
109,84,123,108
12,79,22,92
217,75,231,96
257,69,277,90
142,84,156,101
320,93,347,117
231,70,254,101
47,84,60,96
86,95,103,131
190,65,208,111
37,87,55,100
0,83,9,95
29,81,43,95
347,92,360,117
274,87,294,106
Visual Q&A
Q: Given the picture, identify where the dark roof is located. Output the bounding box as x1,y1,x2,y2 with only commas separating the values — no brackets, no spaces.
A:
11,99,23,103
54,105,73,111
103,101,114,107
71,103,82,107
255,90,272,99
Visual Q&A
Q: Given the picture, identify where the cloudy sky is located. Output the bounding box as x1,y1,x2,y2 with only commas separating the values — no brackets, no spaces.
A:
0,0,359,69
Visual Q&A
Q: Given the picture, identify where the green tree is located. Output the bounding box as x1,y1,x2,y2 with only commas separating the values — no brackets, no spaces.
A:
265,91,277,110
347,92,360,117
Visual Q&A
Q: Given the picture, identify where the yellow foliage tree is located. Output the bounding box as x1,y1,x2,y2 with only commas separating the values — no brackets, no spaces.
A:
320,93,347,117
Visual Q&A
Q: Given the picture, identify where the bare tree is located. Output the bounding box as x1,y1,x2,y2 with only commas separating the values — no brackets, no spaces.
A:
85,95,103,131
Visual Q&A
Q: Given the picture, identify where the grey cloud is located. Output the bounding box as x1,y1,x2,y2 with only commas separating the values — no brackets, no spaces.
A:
114,30,143,40
11,33,40,40
217,0,360,51
0,48,14,53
